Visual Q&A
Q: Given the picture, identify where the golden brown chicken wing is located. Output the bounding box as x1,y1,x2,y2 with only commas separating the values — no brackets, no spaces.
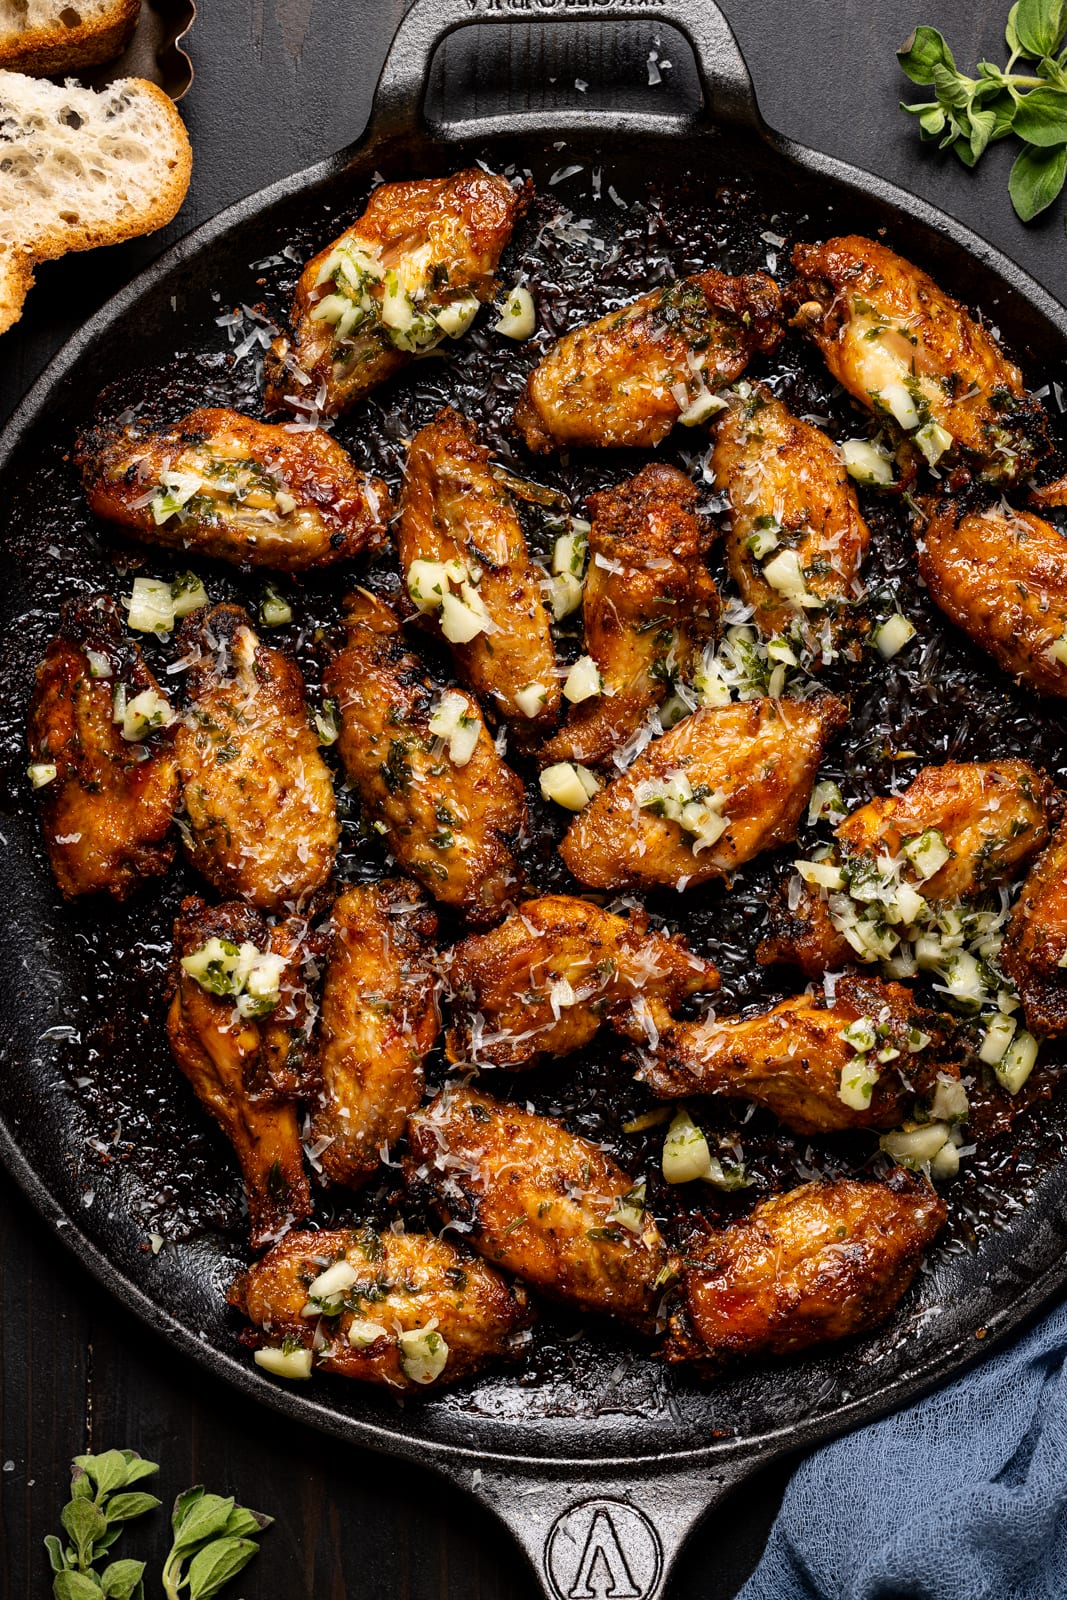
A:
167,896,317,1248
666,1172,946,1366
75,408,391,572
917,498,1067,699
514,269,783,453
712,386,869,658
1001,821,1067,1037
231,1225,532,1389
791,235,1049,485
324,589,527,923
406,1087,670,1331
640,973,960,1135
308,879,439,1188
27,595,178,900
559,695,847,893
174,604,339,912
397,407,560,739
444,893,718,1069
265,168,522,417
541,464,720,767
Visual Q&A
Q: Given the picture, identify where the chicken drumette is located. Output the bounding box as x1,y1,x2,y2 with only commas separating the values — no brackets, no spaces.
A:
514,269,782,453
1001,821,1067,1038
265,167,522,416
76,408,391,572
27,595,178,899
541,464,720,768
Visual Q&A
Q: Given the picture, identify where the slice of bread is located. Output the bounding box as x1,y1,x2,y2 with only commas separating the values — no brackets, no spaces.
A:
0,0,139,73
0,70,192,333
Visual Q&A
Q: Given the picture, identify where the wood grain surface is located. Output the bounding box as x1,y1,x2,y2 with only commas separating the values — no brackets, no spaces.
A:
2,1,1065,1595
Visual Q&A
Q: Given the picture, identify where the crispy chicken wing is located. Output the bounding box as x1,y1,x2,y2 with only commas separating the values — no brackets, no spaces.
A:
712,386,869,657
514,269,783,453
559,695,847,893
325,589,527,923
167,896,317,1248
231,1225,532,1389
917,498,1067,699
308,880,440,1188
444,894,718,1069
541,464,720,767
760,758,1054,975
666,1172,946,1365
791,235,1049,485
265,168,521,417
406,1087,670,1330
640,973,960,1135
1001,821,1067,1037
27,595,178,899
174,604,339,912
397,408,560,739
76,408,391,572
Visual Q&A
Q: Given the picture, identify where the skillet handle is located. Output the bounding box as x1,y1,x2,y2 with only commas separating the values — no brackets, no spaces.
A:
366,0,762,143
464,1456,760,1598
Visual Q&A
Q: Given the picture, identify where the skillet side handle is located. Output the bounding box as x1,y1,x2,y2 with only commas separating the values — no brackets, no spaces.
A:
466,1456,760,1599
366,0,763,144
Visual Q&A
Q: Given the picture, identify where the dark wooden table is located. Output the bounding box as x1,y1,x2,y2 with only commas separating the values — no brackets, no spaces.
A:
3,1,1066,1594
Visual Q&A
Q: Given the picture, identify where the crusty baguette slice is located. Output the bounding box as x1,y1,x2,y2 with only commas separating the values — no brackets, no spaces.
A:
0,70,192,334
0,0,140,73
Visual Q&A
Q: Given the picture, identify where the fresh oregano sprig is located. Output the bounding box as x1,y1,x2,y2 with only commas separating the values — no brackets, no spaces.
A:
44,1449,162,1600
898,0,1067,221
162,1486,273,1600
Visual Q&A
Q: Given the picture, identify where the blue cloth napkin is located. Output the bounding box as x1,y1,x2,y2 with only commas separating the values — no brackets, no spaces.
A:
739,1298,1067,1600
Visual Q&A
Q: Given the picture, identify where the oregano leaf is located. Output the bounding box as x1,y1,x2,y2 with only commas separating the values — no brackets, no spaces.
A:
898,25,958,83
53,1573,104,1600
186,1537,259,1600
103,1493,162,1525
1009,139,1067,216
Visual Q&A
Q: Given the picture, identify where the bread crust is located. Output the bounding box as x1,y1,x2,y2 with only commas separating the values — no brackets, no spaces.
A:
0,0,140,72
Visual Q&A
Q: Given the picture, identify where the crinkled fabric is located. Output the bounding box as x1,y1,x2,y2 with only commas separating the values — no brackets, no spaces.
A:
739,1299,1067,1600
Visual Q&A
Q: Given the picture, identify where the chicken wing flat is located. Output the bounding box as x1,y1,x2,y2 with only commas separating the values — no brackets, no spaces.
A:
514,269,783,453
167,896,316,1248
27,595,178,899
791,236,1049,484
640,973,959,1135
917,498,1067,699
444,894,718,1069
666,1172,946,1366
324,589,527,923
406,1086,670,1331
712,387,869,657
264,167,522,417
559,694,847,893
397,408,560,738
175,604,339,912
231,1225,532,1389
76,408,391,572
308,880,440,1188
1001,822,1067,1037
541,464,720,768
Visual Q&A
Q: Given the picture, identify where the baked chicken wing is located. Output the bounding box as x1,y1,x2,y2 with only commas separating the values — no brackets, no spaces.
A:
666,1172,946,1365
559,694,847,893
27,595,178,899
406,1087,670,1331
167,897,317,1248
917,498,1067,699
514,269,782,453
1001,821,1067,1037
231,1225,532,1390
791,235,1049,484
444,893,718,1069
640,973,960,1135
325,589,527,923
265,167,522,416
174,604,339,912
76,408,391,572
712,386,869,658
541,464,720,767
308,880,440,1188
397,407,560,738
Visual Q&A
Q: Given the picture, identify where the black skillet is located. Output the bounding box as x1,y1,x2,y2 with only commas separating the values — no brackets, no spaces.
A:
3,2,1067,1595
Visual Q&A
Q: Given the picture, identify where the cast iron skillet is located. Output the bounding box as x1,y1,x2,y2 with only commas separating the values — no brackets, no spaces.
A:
4,2,1067,1594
